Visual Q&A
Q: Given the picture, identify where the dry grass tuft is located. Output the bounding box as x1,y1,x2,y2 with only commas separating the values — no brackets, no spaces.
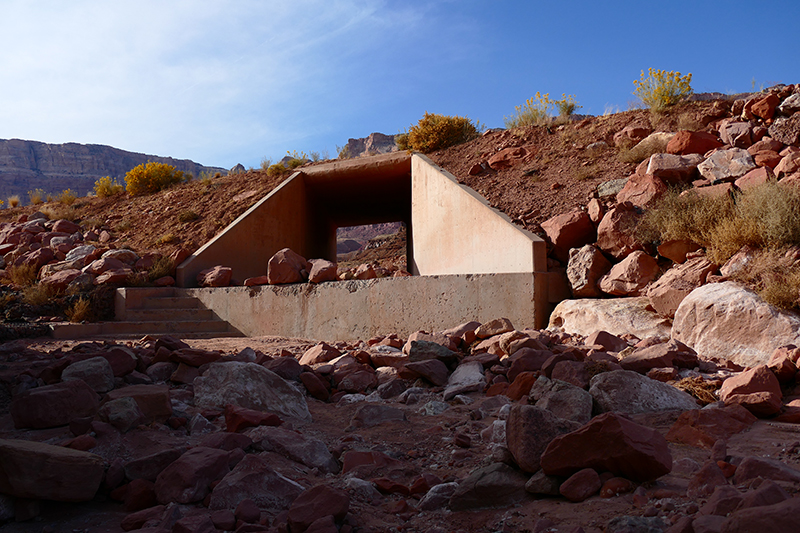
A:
22,283,60,306
65,297,91,322
673,376,718,405
639,182,800,310
147,256,175,281
6,264,37,287
7,195,20,208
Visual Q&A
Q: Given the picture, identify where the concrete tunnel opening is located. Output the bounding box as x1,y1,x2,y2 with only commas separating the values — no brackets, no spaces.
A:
175,152,553,335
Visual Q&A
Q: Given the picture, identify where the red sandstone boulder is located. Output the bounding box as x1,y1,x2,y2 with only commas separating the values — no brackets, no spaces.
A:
243,275,269,286
267,248,310,284
719,365,783,417
753,150,783,169
488,146,528,170
775,151,800,178
666,130,723,156
197,265,232,287
14,247,55,272
566,244,612,298
619,339,698,373
598,251,659,296
154,447,231,504
40,268,83,292
105,384,172,423
0,438,106,502
287,485,350,533
540,412,672,482
767,345,800,383
540,210,595,263
666,405,757,448
585,331,628,353
52,219,81,234
84,257,126,275
94,268,132,285
616,172,668,208
225,404,282,433
751,93,780,120
308,259,338,283
402,359,449,387
646,153,703,185
559,468,601,503
506,405,582,474
596,203,642,260
11,380,99,429
646,256,717,318
721,497,800,532
656,239,703,264
299,342,341,366
613,123,651,146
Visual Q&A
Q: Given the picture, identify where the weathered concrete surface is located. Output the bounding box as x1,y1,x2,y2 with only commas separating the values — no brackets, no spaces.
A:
177,153,412,287
410,154,547,277
186,272,548,339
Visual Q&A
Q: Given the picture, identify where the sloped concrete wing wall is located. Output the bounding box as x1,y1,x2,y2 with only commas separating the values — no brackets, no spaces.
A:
410,154,547,276
176,174,309,287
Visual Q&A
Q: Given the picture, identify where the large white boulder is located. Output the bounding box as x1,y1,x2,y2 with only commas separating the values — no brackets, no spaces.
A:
548,297,672,339
672,281,800,367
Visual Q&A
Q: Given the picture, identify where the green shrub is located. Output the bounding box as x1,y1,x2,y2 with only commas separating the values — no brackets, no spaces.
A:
397,112,482,153
633,68,693,111
56,189,77,205
178,210,199,223
125,161,186,196
94,176,124,198
267,163,288,178
28,188,46,205
505,93,581,129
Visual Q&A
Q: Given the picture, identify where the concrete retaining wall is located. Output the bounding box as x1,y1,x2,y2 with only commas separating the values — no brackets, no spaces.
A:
410,155,546,276
185,272,545,340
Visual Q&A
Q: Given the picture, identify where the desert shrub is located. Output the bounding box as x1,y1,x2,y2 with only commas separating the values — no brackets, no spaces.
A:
8,195,20,207
125,161,186,196
147,256,175,282
633,68,693,112
505,93,551,128
56,189,77,205
6,264,37,287
260,158,272,171
40,204,77,221
156,233,177,245
267,163,288,178
94,176,124,198
637,182,800,265
554,94,582,117
116,219,132,232
28,189,46,205
505,93,581,129
286,150,308,169
397,112,482,153
618,134,670,164
730,249,800,311
22,283,59,306
178,210,199,223
65,297,91,323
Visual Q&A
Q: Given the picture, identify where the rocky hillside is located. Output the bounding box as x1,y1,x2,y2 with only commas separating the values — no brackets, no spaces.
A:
0,139,226,203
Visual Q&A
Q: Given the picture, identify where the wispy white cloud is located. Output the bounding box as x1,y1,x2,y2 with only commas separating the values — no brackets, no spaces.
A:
0,0,444,166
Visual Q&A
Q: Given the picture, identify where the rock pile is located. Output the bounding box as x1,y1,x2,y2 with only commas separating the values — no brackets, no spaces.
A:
2,309,800,530
0,212,185,289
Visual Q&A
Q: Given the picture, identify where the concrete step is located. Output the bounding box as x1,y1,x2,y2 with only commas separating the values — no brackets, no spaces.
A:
50,320,243,339
124,308,216,322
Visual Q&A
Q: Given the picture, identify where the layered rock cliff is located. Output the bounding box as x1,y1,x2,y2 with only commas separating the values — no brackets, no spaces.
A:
0,139,226,203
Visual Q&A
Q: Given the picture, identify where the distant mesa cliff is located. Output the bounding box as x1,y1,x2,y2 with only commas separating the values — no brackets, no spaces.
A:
0,138,226,202
344,132,398,158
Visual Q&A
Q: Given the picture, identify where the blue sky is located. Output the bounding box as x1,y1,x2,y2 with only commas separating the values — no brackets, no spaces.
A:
2,0,799,171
